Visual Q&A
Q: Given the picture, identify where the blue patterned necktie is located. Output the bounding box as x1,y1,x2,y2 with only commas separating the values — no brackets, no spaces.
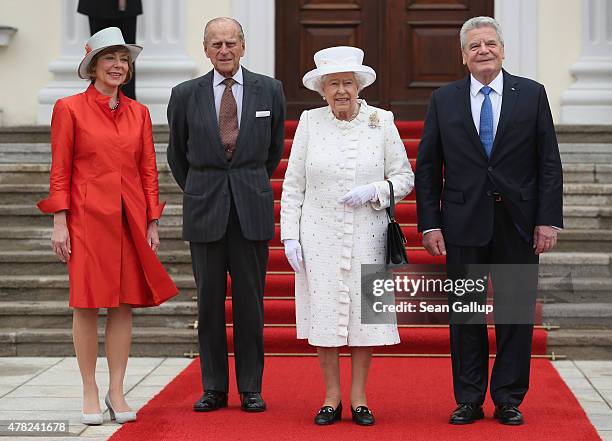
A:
479,85,494,158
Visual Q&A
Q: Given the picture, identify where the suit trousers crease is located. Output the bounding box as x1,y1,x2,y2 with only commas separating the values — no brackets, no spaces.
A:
446,202,538,407
190,196,268,393
88,17,137,100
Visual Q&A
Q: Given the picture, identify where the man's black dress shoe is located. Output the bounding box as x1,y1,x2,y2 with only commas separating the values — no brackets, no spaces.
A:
193,390,228,412
240,392,266,412
314,402,342,425
494,404,523,425
449,403,484,424
351,405,375,426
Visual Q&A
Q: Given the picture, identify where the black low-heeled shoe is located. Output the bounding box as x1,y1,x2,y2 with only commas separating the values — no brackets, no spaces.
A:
449,403,484,424
314,402,342,425
240,392,266,412
494,404,523,425
193,390,228,412
351,405,375,426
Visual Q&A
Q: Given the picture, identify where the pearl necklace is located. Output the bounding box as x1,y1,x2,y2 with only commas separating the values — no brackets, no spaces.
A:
335,104,360,122
110,98,119,111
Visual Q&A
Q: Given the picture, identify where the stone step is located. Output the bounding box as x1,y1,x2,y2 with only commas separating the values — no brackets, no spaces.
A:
563,183,612,205
0,226,190,251
0,274,609,303
0,163,183,185
0,249,609,277
559,142,612,163
0,301,200,329
1,201,610,229
0,275,198,302
538,276,612,303
542,303,612,328
563,205,612,229
1,299,610,331
547,329,612,359
0,143,170,164
2,178,611,204
0,182,183,205
556,229,612,252
562,163,612,183
0,248,281,275
0,327,199,357
0,204,184,227
1,326,610,359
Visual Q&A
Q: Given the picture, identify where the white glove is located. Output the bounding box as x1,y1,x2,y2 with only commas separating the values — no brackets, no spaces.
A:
283,239,303,273
339,184,377,208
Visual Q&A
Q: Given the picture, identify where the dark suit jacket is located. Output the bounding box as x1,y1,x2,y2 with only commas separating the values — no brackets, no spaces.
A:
415,70,563,247
167,68,285,243
78,0,142,19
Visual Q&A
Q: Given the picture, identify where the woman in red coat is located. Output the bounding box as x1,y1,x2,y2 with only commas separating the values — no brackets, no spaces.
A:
37,27,177,425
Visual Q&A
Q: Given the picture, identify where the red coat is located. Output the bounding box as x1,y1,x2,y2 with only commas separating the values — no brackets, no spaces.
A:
38,84,178,308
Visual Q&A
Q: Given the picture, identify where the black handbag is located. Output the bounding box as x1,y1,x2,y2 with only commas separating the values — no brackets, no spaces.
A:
386,180,409,265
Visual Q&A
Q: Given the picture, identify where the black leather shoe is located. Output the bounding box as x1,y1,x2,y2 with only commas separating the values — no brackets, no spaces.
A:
193,390,228,412
314,402,342,425
240,392,266,412
351,405,375,426
494,404,523,425
449,403,484,424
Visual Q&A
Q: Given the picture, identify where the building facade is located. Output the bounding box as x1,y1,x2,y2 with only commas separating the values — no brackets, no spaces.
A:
0,0,609,125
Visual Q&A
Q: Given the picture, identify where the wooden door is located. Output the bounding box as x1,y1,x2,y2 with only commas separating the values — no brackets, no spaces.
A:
387,0,494,119
275,0,383,118
276,0,494,120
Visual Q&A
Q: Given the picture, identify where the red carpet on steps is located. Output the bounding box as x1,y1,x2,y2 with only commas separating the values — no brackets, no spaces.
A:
113,120,571,440
109,357,599,441
192,326,547,356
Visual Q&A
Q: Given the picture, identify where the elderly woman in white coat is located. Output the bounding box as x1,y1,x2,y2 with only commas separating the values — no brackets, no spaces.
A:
280,46,414,426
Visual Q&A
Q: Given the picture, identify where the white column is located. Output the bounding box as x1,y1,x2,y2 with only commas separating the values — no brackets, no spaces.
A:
494,0,538,79
136,0,197,123
561,0,612,124
232,0,275,77
37,0,197,125
37,0,90,124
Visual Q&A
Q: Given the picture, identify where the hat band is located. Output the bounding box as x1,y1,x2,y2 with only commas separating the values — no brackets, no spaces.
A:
318,56,362,67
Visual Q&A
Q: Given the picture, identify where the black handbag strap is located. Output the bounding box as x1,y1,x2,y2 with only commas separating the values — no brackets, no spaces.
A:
386,180,396,222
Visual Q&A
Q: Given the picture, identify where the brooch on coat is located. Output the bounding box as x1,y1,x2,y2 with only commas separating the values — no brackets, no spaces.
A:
368,112,380,129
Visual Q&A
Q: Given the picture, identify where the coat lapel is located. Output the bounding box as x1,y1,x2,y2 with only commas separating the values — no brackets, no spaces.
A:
195,71,228,163
490,70,519,159
456,75,488,160
233,68,261,163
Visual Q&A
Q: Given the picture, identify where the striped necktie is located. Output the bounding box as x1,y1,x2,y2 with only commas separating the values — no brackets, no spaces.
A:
479,85,494,158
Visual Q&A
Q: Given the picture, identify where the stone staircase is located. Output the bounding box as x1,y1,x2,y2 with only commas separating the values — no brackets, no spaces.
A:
0,126,611,359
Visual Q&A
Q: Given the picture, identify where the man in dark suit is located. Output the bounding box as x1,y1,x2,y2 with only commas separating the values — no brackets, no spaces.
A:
415,16,563,426
78,0,142,99
167,17,285,413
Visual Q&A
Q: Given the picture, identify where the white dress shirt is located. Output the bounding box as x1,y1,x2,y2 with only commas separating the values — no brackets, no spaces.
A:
213,66,244,128
470,71,503,138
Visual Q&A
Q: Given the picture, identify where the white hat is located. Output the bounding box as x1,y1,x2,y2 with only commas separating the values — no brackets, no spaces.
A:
78,27,142,79
302,46,376,93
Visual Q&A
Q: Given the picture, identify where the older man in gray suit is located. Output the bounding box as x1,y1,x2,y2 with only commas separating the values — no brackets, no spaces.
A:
167,17,285,413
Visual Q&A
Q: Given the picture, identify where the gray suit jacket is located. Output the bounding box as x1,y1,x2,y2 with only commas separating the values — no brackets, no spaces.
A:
167,68,285,242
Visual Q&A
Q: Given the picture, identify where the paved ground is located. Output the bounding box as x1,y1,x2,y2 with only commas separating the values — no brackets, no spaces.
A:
0,357,609,440
0,357,191,440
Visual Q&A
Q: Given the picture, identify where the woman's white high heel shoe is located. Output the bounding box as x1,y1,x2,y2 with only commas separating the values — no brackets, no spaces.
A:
105,392,137,424
81,412,103,425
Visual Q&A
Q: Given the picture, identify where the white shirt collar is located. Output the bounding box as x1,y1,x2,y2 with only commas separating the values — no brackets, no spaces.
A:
470,70,504,97
213,66,243,87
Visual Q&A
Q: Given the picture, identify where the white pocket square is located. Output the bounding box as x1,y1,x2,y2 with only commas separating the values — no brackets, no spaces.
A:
256,110,271,117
